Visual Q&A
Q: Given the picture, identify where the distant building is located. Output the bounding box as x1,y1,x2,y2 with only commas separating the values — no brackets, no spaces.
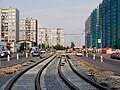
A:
37,28,46,47
90,6,100,49
19,17,38,44
38,28,64,47
57,28,64,46
0,6,19,42
85,16,91,48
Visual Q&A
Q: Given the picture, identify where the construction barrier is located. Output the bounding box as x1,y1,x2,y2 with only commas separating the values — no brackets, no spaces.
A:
7,55,10,61
17,54,19,60
86,53,88,57
26,53,28,58
93,54,95,60
100,55,103,62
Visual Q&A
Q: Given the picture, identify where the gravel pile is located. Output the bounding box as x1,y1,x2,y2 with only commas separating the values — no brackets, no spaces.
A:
0,57,40,89
0,64,22,75
74,56,120,90
0,57,39,75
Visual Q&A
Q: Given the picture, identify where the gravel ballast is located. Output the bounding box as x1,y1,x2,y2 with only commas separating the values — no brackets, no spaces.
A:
72,55,120,90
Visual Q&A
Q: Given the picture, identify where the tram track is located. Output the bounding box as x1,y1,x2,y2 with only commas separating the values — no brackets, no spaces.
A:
58,55,114,90
58,55,79,90
1,54,55,90
35,54,57,90
1,53,115,90
66,55,114,90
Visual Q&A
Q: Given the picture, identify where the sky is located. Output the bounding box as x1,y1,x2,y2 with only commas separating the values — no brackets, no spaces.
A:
0,0,101,46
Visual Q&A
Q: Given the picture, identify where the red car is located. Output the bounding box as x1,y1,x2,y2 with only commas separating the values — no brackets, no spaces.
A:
111,53,120,59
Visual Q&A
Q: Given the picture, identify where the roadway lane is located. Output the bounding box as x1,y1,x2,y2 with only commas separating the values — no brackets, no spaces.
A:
79,54,120,74
0,53,52,68
0,53,34,68
0,53,26,62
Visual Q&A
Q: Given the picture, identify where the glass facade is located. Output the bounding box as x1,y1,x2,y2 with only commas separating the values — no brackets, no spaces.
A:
85,0,120,49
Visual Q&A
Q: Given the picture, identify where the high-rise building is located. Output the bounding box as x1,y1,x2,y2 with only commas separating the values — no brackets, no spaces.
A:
57,28,64,46
0,6,19,42
37,28,64,47
19,17,38,43
90,7,100,49
102,0,111,48
85,16,91,48
102,0,120,48
117,0,120,48
85,5,100,49
37,28,46,46
99,3,102,48
85,0,120,49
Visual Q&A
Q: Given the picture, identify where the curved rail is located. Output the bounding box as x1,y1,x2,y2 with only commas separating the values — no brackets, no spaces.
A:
4,54,53,90
58,55,79,90
35,54,57,90
66,55,114,90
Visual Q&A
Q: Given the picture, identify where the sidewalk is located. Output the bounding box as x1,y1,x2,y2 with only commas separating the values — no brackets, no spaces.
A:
88,53,111,60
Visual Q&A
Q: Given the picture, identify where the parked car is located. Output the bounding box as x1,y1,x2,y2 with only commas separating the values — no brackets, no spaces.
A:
111,53,116,58
111,53,120,59
76,52,82,57
32,50,40,57
40,50,46,54
0,51,8,58
117,53,120,59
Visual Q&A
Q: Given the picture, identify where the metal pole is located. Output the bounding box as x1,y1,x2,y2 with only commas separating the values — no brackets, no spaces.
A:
100,25,102,53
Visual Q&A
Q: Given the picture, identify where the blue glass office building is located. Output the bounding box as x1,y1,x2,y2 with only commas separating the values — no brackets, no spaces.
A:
102,0,120,48
85,0,120,49
90,7,100,49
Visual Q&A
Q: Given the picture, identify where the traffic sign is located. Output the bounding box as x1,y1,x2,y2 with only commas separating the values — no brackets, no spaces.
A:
98,39,101,43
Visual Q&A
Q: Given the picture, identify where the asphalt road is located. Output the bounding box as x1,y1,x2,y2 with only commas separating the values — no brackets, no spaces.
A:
0,53,36,68
80,54,120,74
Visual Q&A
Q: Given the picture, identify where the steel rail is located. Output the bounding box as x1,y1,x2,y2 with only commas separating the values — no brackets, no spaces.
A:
4,54,53,90
35,54,58,90
58,55,80,90
66,55,114,90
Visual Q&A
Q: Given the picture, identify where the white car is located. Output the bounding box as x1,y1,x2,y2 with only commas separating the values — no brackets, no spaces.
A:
76,52,82,57
0,51,8,58
32,50,40,56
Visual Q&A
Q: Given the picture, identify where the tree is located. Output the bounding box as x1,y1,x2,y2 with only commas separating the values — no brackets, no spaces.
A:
83,45,85,49
53,44,64,50
38,43,45,49
42,43,45,49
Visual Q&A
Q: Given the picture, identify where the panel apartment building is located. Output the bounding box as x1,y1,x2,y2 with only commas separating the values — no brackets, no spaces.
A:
38,28,64,47
19,17,38,43
0,6,19,42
